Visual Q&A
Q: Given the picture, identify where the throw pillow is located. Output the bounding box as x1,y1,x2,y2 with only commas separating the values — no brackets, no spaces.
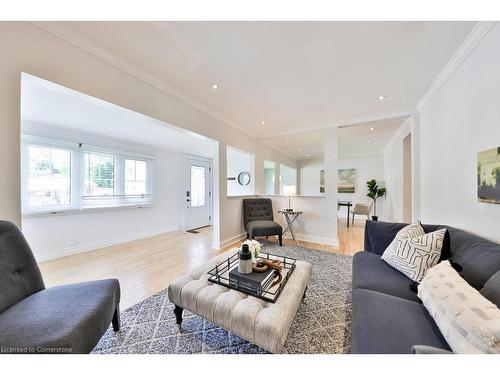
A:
418,261,500,354
382,223,446,282
381,221,425,261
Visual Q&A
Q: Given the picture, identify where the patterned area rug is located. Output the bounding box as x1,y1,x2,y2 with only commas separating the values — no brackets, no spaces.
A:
92,241,353,354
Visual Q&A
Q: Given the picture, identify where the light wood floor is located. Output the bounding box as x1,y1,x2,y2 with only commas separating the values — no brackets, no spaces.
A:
38,218,365,309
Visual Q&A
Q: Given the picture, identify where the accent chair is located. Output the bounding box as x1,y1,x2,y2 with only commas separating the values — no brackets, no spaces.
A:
243,198,282,246
0,221,120,354
351,202,372,225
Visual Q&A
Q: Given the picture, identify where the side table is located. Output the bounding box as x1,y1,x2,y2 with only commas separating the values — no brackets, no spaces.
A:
278,210,303,243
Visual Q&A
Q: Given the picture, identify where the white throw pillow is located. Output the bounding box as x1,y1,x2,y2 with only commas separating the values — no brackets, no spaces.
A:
382,222,446,282
381,221,425,259
418,261,500,354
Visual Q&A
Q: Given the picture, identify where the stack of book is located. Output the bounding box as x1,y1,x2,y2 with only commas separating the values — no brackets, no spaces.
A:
228,264,275,295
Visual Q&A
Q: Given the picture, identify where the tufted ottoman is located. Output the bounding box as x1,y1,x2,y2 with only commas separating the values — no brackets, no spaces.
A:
168,248,312,353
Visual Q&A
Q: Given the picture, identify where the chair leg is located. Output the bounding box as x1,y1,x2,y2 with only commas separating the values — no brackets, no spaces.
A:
352,213,355,226
112,305,120,332
279,234,283,246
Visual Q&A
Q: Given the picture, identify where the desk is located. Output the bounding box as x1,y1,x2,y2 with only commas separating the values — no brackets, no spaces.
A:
278,210,303,242
337,200,352,228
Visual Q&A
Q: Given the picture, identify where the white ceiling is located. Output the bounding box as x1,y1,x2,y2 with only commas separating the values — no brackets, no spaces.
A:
54,21,475,138
337,116,407,156
262,116,407,160
21,74,217,158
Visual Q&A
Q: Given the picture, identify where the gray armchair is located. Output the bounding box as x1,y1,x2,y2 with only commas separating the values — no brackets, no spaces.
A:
0,221,120,354
243,198,282,246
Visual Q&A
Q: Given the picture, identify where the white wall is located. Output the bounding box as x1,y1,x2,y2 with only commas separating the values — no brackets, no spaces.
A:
298,158,325,196
416,22,500,243
226,146,255,197
272,128,339,246
21,122,184,261
0,22,339,250
338,153,385,218
383,118,412,222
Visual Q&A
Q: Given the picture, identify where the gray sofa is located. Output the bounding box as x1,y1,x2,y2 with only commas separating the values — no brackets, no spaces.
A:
351,220,500,354
0,221,121,354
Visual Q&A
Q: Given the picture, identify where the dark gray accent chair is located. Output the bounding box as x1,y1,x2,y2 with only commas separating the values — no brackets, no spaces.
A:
0,221,120,354
243,198,282,246
351,220,500,354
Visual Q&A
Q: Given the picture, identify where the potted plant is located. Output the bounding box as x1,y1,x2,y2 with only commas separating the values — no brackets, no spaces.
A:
366,179,386,221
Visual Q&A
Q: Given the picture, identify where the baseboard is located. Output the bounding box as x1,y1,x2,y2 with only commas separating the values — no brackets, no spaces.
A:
212,232,246,250
35,225,180,262
283,233,339,247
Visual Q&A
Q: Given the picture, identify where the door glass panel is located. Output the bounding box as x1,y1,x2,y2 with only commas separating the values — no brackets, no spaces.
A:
190,165,206,207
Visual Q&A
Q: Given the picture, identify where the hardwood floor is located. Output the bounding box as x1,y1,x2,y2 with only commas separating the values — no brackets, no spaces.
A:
38,219,365,309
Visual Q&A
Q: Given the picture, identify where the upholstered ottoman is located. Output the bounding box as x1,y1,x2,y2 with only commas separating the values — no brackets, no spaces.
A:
168,249,312,353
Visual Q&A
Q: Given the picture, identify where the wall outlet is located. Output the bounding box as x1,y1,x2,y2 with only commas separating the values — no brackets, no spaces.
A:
67,237,77,247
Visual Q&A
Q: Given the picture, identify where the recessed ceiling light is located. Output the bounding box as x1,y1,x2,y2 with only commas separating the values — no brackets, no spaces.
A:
298,148,302,152
260,121,266,126
212,83,219,89
367,140,371,144
378,95,387,101
305,153,310,157
370,127,375,131
285,139,290,143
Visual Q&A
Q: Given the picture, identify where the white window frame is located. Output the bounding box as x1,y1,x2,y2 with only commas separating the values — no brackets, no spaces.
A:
21,135,154,215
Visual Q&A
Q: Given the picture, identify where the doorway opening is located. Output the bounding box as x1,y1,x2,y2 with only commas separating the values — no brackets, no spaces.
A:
20,72,220,265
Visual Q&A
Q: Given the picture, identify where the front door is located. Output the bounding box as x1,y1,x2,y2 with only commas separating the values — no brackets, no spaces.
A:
184,157,211,231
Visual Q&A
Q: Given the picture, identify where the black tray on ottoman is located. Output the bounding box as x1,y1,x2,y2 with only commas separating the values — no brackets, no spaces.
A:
207,252,297,303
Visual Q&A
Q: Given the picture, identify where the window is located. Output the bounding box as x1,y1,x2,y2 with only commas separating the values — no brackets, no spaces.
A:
279,164,297,195
84,152,115,197
190,166,206,207
125,159,147,196
264,160,276,195
22,136,154,214
27,145,72,209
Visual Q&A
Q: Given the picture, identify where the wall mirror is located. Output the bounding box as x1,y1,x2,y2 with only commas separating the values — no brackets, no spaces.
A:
237,171,251,186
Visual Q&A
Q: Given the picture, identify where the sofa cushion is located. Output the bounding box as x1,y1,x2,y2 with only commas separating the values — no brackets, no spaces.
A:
351,289,450,354
447,227,500,290
246,220,282,237
364,221,451,259
0,279,119,354
481,271,500,309
352,251,420,303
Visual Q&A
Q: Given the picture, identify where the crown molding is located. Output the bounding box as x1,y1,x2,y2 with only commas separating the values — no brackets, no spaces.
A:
31,21,257,140
417,21,496,111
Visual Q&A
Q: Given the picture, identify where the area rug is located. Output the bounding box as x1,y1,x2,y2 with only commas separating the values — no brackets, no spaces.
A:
92,241,353,354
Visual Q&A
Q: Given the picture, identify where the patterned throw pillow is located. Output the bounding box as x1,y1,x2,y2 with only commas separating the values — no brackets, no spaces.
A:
382,221,425,260
382,223,446,282
418,261,500,354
